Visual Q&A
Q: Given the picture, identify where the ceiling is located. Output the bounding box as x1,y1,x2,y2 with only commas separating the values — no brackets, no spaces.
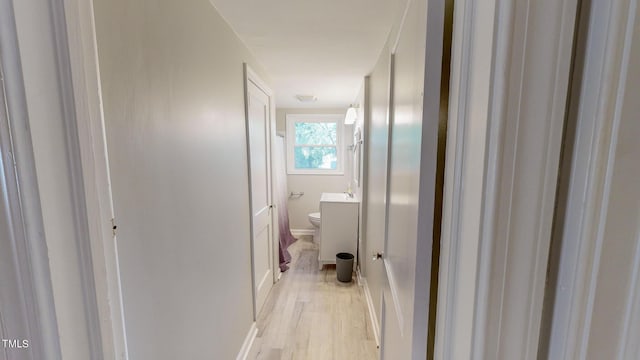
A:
209,0,400,108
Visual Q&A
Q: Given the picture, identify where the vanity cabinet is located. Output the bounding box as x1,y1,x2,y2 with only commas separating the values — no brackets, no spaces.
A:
319,192,359,270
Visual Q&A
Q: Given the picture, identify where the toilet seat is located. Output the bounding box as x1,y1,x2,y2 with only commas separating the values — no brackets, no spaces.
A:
309,212,321,221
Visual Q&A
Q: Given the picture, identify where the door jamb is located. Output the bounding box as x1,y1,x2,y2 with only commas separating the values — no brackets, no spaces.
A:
2,0,126,357
0,6,61,357
435,0,579,358
545,0,638,358
57,0,129,358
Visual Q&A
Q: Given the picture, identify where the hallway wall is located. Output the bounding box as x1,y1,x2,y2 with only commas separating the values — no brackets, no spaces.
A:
93,0,269,358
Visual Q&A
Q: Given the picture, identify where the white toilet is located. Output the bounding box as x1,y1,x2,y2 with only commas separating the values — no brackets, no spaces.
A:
308,212,321,244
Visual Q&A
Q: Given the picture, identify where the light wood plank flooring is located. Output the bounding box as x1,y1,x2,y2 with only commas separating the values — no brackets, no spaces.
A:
248,236,378,360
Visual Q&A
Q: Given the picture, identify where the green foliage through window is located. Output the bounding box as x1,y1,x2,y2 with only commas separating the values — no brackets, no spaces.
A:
294,147,338,169
294,122,337,145
293,122,338,170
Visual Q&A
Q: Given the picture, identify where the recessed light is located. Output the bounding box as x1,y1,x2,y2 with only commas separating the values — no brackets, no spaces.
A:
295,95,318,103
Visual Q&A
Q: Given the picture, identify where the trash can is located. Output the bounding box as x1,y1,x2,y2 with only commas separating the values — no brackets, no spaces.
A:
336,252,354,283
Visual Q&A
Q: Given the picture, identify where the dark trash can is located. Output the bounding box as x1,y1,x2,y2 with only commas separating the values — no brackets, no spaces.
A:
336,252,354,283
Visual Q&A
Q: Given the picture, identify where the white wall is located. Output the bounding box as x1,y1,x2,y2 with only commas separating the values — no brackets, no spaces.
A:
586,8,640,358
93,0,269,358
275,108,351,231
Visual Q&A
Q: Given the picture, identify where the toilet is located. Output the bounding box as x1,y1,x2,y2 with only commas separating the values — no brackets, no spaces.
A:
308,212,321,243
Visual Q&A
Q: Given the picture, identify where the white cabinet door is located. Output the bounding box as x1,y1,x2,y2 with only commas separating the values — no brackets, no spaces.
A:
319,201,359,269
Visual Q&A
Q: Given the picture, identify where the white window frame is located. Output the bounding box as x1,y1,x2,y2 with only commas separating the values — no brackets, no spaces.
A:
286,114,344,175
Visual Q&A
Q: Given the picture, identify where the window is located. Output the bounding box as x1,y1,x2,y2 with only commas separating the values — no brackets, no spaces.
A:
286,114,343,175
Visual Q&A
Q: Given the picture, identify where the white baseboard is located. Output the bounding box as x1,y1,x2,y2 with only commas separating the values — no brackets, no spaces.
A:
357,270,380,348
236,322,258,360
290,228,315,237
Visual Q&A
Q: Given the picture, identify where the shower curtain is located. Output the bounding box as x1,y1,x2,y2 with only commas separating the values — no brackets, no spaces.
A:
274,135,297,271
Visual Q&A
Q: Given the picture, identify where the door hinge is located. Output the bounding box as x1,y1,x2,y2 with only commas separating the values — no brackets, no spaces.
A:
111,218,117,237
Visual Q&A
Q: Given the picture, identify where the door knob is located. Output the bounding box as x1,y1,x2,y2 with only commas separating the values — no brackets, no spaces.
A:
372,252,383,261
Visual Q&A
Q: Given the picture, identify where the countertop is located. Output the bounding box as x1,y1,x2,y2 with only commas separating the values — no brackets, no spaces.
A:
320,192,360,203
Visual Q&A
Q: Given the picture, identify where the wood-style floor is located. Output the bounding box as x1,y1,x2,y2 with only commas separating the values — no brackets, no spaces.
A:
248,236,378,360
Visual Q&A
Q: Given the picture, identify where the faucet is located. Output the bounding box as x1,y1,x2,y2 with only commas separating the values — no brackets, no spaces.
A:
344,190,354,198
345,183,354,198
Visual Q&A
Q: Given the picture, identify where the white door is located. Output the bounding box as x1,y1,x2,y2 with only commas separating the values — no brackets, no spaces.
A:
379,0,443,358
245,67,275,316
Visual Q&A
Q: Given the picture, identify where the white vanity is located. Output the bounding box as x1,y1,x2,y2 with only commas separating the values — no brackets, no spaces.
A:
318,192,360,270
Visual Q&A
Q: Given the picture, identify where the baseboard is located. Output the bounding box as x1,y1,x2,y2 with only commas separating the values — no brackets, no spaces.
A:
357,267,365,286
236,322,258,360
357,270,380,348
290,228,315,237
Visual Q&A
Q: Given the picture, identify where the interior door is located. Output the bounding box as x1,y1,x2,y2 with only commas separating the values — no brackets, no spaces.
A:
246,69,275,317
379,0,443,358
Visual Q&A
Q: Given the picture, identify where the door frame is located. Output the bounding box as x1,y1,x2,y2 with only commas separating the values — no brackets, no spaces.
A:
435,0,579,358
35,0,595,358
544,0,638,358
0,7,62,356
243,64,279,320
2,0,124,357
54,0,130,358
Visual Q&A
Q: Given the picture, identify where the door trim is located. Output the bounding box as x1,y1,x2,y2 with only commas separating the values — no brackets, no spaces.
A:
243,64,278,320
56,0,130,357
435,0,494,356
436,0,579,358
0,13,62,357
546,0,638,358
